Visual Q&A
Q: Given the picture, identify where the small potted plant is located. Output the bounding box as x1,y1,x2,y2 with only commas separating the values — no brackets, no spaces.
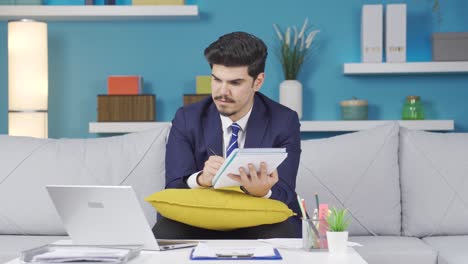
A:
326,207,350,255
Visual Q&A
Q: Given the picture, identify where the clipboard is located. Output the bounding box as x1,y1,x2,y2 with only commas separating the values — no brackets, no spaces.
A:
189,248,282,260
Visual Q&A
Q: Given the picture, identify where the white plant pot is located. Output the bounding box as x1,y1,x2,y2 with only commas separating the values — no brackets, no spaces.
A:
326,231,348,255
279,80,302,119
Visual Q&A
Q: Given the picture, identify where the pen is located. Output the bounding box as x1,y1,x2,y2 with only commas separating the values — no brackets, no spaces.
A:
208,148,219,157
315,193,320,214
216,253,254,258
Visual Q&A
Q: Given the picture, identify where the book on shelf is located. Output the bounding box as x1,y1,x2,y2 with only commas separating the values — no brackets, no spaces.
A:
386,4,407,63
196,75,211,94
107,75,142,95
361,4,383,63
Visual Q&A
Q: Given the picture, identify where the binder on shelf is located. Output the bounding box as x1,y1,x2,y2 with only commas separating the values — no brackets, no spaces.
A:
361,4,383,63
386,4,407,63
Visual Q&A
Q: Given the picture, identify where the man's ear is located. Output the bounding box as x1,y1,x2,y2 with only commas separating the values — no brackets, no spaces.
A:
253,72,265,91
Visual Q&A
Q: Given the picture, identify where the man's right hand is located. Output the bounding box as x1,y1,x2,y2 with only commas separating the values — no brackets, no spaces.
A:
197,155,225,187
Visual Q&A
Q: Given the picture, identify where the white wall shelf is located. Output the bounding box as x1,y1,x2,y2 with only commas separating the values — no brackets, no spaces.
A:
0,5,199,21
343,62,468,75
89,120,454,133
299,120,454,132
89,122,171,133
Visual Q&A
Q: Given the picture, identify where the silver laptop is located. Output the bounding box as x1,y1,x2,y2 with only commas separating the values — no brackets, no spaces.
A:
46,185,198,251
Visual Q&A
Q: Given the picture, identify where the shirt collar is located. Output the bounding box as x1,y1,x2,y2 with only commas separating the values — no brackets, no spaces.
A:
220,107,252,134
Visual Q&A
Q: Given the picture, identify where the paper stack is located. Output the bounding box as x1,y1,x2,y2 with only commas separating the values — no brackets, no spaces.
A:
21,245,141,264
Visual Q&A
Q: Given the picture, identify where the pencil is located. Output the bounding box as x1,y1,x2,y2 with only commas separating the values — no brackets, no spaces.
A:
315,193,320,212
297,195,307,219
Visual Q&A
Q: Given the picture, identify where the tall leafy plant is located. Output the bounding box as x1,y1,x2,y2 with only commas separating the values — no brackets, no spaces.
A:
273,18,320,80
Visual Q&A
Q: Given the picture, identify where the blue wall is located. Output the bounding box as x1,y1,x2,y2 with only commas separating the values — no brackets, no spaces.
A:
0,0,467,138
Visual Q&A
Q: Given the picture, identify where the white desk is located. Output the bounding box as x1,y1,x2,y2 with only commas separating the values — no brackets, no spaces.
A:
5,239,367,264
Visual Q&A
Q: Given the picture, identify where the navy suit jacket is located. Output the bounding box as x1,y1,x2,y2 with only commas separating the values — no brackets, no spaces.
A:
165,92,302,225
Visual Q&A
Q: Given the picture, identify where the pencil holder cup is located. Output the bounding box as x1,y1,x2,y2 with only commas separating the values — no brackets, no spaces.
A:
302,218,321,251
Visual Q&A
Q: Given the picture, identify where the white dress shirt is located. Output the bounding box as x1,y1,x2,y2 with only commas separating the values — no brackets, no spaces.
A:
186,107,272,198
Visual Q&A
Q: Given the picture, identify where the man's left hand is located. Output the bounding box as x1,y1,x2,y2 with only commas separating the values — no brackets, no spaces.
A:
228,162,278,197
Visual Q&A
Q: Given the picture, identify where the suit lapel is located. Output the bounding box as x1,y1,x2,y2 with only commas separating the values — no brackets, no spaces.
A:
244,93,269,148
203,103,223,156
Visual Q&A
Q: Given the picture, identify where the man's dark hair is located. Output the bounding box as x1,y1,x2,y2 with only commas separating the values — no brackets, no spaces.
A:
204,32,268,79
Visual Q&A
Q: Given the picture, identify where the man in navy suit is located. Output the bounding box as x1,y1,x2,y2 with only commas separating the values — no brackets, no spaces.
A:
153,32,302,239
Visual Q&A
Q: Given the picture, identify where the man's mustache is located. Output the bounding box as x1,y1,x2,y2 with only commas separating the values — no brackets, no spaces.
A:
214,96,235,103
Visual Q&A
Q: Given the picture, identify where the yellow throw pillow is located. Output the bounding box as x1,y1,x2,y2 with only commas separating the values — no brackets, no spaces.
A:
145,187,294,231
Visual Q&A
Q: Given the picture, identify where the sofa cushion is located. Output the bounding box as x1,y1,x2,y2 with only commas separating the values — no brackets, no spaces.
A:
423,236,468,264
0,126,169,235
145,187,294,231
296,122,401,236
400,128,468,237
351,236,437,264
0,235,68,263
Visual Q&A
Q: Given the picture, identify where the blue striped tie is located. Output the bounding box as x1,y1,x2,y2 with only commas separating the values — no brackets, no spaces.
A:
226,123,241,158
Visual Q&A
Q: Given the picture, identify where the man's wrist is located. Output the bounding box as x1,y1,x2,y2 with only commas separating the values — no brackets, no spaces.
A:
187,171,206,189
240,186,272,198
196,172,204,186
196,172,212,187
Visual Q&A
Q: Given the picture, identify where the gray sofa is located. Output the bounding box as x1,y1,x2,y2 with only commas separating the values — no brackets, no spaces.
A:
0,122,467,264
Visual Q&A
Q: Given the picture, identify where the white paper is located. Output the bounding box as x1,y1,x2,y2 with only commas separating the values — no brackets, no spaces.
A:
386,4,407,62
362,4,383,63
192,243,276,258
212,148,288,189
32,247,129,263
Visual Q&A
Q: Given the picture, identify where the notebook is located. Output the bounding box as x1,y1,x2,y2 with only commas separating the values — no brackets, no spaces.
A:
212,148,288,189
46,185,198,251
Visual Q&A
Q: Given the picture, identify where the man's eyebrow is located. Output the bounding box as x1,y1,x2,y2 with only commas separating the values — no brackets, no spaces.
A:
211,74,245,83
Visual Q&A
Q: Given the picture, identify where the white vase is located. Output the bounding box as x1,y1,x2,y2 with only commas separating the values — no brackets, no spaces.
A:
326,231,349,255
279,80,302,119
